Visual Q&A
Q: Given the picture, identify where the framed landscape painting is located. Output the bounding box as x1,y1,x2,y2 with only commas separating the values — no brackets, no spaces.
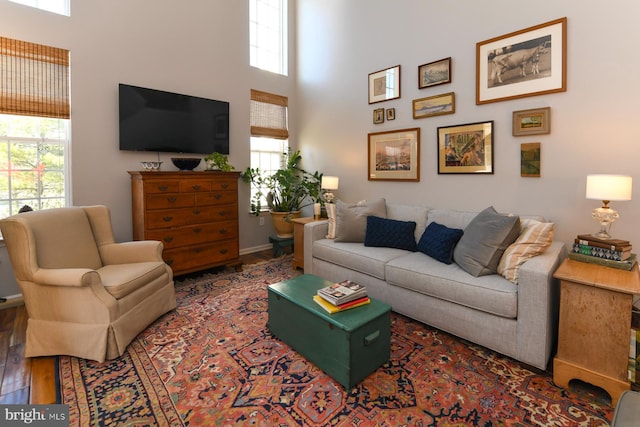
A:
418,57,451,89
368,128,420,181
437,121,493,174
413,92,455,119
476,17,566,104
513,107,550,136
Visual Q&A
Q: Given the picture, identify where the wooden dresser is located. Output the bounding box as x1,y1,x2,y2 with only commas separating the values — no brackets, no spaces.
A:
129,171,241,276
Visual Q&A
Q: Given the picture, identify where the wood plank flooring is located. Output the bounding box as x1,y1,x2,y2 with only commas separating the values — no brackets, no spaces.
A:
0,249,278,405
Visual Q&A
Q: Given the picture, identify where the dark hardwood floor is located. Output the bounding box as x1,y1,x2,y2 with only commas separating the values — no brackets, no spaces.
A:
0,249,278,405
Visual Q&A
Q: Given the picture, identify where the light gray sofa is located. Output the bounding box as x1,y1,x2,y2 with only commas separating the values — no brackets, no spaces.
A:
304,203,566,370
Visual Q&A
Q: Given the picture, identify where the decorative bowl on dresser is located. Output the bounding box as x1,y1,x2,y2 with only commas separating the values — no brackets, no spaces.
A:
129,171,242,275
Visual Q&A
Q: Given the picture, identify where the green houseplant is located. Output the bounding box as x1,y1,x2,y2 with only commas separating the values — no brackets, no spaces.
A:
241,150,322,236
204,152,235,171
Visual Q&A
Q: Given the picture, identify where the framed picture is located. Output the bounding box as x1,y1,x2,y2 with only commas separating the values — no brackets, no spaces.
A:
512,107,550,136
373,108,384,124
386,108,395,121
418,57,451,89
476,17,566,104
437,121,494,174
368,127,420,181
368,65,401,104
413,92,455,119
521,142,541,177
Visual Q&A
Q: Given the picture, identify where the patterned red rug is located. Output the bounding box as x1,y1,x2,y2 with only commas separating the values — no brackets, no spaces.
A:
58,256,614,426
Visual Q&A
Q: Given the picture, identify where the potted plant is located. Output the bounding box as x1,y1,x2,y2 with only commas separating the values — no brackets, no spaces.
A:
241,149,322,237
204,152,235,171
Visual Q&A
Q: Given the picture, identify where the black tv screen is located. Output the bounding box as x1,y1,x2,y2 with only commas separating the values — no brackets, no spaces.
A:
119,83,229,154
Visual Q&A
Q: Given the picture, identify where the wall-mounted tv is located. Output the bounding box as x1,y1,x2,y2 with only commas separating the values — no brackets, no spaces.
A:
119,83,229,154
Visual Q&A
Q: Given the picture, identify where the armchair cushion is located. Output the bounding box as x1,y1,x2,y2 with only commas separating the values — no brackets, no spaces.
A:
99,262,169,299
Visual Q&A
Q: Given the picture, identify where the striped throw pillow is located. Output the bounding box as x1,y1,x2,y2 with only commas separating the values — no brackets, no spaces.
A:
498,219,554,283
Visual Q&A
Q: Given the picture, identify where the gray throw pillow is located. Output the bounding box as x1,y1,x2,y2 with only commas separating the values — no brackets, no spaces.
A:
334,198,387,242
453,206,521,277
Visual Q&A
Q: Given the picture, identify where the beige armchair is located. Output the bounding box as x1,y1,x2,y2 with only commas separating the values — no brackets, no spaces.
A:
0,205,177,362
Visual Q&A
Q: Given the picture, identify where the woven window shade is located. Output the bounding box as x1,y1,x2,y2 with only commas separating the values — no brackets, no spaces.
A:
250,89,288,139
0,36,70,119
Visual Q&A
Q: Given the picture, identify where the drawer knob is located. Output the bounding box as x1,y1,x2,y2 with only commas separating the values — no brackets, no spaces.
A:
193,228,202,234
163,237,174,243
167,196,177,203
158,185,168,192
193,209,201,215
219,228,227,234
220,249,228,254
221,183,229,189
166,259,174,266
214,194,222,200
163,216,173,222
219,211,227,217
194,247,202,253
192,185,201,190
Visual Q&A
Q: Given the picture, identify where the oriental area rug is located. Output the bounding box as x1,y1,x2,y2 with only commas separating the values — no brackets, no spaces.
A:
58,256,614,426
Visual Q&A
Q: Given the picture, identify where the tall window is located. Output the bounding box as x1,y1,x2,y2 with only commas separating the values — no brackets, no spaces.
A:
249,0,287,76
8,0,70,16
0,36,71,218
249,89,288,211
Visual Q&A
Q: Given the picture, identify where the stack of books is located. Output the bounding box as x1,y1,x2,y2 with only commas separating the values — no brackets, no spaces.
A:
313,280,370,314
569,234,637,271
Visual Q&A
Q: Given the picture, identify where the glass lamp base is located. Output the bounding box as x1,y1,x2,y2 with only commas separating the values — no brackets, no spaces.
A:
592,206,619,239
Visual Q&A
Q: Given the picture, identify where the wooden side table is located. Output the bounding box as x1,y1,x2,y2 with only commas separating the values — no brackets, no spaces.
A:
553,258,640,405
291,217,321,270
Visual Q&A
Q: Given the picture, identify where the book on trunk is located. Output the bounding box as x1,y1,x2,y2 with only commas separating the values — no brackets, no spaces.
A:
572,243,631,261
312,295,371,314
317,280,367,305
567,251,637,271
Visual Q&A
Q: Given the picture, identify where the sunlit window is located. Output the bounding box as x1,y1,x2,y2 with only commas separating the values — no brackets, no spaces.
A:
8,0,70,16
249,0,287,76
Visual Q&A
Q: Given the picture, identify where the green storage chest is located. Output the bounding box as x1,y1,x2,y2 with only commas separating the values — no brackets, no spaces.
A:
268,274,391,389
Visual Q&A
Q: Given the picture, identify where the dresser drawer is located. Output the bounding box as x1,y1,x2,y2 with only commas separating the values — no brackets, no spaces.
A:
146,193,195,210
146,205,238,229
179,180,212,193
143,180,181,194
196,191,237,206
163,240,239,272
146,220,238,249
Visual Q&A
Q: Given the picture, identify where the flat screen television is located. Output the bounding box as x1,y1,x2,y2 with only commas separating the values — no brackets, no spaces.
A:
119,83,229,154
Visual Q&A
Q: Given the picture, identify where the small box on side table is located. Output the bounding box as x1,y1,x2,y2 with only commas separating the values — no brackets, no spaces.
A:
268,274,391,389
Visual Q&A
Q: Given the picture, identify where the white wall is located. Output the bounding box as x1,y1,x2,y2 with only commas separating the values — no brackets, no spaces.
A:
296,0,640,252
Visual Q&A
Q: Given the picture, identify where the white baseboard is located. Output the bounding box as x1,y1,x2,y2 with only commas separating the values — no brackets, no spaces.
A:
240,243,273,256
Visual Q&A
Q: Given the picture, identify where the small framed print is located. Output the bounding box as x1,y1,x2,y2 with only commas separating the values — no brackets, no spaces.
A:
512,107,550,136
418,57,451,89
368,128,420,181
386,108,395,121
373,108,385,124
521,142,541,177
437,121,493,174
413,92,455,119
368,65,401,104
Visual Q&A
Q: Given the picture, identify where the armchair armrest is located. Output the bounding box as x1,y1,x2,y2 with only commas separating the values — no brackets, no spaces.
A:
32,268,101,287
99,240,164,265
304,220,329,274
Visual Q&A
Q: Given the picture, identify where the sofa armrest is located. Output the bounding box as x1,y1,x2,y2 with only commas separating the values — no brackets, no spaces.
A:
32,268,101,287
99,240,164,265
304,220,329,274
515,241,567,368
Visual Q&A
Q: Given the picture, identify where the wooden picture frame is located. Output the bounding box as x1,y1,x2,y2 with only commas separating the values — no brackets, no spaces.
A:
368,128,420,181
512,107,550,136
521,142,541,177
413,92,455,119
386,108,395,121
418,57,451,89
368,65,401,104
373,108,384,124
476,17,567,104
437,121,494,174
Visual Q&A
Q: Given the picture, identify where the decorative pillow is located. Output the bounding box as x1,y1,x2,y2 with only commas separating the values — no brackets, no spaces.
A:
453,206,521,277
498,219,554,283
325,203,337,239
334,198,387,243
364,216,417,251
417,222,464,264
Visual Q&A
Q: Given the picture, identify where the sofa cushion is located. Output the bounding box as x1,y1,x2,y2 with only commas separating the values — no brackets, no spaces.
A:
334,198,387,242
498,219,554,283
386,203,430,242
364,216,417,251
453,206,521,277
386,251,518,319
417,222,464,264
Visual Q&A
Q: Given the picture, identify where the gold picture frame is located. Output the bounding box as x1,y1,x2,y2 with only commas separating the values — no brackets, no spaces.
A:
437,121,493,174
413,92,455,119
373,108,384,124
512,107,550,136
418,57,451,89
368,65,401,104
476,17,567,104
521,142,541,177
368,128,420,181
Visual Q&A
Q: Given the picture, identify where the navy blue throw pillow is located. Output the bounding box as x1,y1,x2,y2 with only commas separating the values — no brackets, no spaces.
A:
418,222,464,264
364,216,417,251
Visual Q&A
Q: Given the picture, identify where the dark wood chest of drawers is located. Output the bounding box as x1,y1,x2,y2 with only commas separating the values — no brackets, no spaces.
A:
129,171,241,275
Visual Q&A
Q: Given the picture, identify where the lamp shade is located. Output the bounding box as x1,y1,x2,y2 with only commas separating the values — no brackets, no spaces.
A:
586,174,632,201
321,176,339,190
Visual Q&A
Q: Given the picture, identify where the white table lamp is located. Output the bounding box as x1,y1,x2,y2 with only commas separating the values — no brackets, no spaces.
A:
321,176,339,203
585,174,632,239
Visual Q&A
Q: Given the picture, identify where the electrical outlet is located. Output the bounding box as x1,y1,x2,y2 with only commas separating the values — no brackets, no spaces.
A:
259,217,265,226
